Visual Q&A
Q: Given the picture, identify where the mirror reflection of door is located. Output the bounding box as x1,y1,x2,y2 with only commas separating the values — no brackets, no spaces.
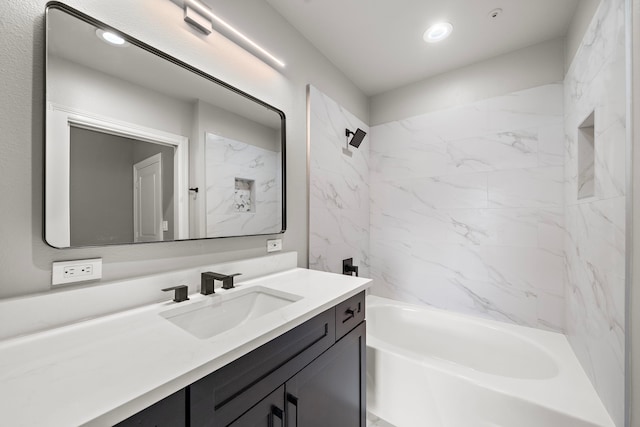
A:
133,153,163,242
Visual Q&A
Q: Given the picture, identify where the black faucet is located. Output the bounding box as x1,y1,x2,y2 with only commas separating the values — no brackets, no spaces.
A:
162,285,189,302
201,272,242,295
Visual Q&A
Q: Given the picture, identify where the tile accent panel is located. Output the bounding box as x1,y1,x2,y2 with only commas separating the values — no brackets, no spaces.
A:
308,85,370,277
563,0,626,425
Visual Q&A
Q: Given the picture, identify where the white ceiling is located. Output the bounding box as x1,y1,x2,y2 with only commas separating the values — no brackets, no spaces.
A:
265,0,580,96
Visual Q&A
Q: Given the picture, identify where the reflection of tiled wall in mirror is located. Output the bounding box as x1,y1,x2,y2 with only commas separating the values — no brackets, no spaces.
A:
205,133,281,237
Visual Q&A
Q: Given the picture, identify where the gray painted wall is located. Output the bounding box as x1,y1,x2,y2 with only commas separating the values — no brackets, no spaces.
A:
370,38,565,126
0,0,367,299
70,127,135,246
48,56,194,139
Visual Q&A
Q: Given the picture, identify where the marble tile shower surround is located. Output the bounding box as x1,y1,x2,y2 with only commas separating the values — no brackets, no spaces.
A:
369,82,566,333
308,85,370,278
306,2,625,424
563,0,626,425
205,133,282,237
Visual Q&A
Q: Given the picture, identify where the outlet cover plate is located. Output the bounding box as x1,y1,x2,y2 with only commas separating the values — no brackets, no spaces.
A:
52,258,102,286
267,239,282,253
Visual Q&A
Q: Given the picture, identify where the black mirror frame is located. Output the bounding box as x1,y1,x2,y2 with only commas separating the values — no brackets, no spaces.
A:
44,2,286,248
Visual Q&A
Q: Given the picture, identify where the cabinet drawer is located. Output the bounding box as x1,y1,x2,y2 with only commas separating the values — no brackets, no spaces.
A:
335,291,365,340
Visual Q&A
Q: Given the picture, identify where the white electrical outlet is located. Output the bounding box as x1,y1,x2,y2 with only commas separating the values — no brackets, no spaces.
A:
267,238,282,253
52,258,102,286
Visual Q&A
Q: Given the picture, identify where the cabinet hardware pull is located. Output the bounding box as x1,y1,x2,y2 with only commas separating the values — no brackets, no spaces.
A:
343,308,355,323
270,405,283,427
286,393,298,427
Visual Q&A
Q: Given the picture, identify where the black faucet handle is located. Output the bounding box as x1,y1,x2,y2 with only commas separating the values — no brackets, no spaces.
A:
222,273,242,289
162,285,189,302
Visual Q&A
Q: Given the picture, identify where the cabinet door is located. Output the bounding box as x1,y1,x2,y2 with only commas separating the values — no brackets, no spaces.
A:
285,321,365,427
228,385,285,427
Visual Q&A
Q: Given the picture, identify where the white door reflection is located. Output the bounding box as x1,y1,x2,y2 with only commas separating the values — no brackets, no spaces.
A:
133,153,163,243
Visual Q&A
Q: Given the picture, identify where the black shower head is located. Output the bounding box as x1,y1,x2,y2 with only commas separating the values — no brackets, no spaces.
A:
346,128,367,148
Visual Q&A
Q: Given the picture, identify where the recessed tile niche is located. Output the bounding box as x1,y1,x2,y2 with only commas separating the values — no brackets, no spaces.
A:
234,178,255,213
577,112,595,199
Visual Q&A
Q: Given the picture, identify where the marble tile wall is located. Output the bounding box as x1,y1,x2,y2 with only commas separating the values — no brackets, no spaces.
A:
308,85,370,277
564,0,626,425
369,83,566,332
205,133,282,237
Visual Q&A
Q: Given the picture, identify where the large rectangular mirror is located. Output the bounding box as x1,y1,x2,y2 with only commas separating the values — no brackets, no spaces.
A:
44,2,286,248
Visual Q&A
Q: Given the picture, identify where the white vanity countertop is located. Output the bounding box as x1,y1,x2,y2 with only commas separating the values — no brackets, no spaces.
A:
0,268,370,426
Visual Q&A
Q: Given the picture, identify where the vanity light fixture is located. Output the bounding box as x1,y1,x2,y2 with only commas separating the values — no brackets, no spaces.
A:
181,0,286,68
95,28,127,46
423,22,453,43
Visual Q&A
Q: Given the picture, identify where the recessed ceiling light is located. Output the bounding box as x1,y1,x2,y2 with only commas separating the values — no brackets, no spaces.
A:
423,22,453,43
96,29,127,46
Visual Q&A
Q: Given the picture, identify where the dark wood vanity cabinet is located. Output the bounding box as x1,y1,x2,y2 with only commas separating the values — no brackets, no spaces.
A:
228,385,286,427
222,321,365,427
116,291,366,427
285,321,366,427
116,389,186,427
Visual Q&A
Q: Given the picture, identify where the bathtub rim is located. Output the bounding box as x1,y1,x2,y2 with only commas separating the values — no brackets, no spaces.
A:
366,301,561,379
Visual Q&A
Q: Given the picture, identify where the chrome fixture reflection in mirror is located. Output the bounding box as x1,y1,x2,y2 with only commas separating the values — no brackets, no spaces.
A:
44,3,286,248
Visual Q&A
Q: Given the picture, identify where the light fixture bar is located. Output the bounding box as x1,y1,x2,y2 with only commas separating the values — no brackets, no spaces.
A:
184,0,286,68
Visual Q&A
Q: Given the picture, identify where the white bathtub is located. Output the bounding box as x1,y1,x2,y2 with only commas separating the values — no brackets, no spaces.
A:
366,296,615,427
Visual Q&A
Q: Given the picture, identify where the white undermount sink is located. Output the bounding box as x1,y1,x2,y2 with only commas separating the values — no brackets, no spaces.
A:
160,286,302,339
